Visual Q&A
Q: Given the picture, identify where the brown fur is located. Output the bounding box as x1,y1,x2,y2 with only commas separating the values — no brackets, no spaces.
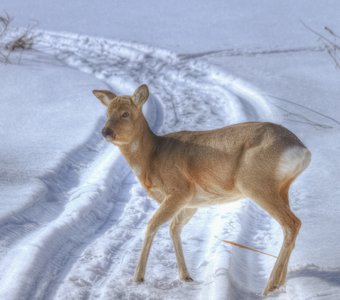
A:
93,85,311,295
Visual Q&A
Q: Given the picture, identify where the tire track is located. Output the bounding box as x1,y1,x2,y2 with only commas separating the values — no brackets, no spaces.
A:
0,118,106,257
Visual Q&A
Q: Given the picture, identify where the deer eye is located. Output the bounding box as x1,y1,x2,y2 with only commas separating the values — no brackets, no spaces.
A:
121,111,130,118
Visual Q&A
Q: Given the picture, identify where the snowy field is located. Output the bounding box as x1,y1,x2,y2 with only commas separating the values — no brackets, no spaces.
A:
1,1,340,299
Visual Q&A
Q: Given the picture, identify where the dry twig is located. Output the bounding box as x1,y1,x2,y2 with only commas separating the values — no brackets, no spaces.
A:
223,239,277,258
302,21,340,69
0,12,12,63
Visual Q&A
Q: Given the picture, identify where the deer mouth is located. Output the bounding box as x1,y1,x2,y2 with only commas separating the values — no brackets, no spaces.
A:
108,135,128,146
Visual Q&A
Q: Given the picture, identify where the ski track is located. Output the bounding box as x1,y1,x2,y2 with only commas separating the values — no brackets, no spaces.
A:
1,29,277,300
0,118,106,256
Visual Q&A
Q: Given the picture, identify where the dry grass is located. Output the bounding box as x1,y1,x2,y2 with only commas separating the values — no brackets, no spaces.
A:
0,12,36,63
0,12,12,63
302,21,340,69
5,29,35,52
323,26,340,69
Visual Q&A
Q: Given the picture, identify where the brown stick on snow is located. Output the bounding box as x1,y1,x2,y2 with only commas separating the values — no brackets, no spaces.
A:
223,240,277,258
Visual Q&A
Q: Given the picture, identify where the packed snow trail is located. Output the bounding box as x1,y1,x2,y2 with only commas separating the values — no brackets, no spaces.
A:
1,29,281,300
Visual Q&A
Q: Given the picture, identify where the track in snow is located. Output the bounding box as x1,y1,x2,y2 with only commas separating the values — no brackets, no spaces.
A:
1,29,276,300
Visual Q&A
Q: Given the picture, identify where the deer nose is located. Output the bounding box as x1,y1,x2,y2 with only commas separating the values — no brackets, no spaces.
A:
101,127,114,138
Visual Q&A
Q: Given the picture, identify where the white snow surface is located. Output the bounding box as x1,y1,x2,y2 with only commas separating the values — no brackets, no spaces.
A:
1,1,340,300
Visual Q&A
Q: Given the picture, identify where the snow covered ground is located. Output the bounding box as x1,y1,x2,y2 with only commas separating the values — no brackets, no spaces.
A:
1,1,340,299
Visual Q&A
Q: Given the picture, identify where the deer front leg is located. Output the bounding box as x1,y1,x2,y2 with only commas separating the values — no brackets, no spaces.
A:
133,191,191,282
170,208,197,281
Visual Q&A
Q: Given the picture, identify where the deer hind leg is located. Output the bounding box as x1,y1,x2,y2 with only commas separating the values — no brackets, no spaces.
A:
275,178,300,288
265,204,300,295
170,208,197,281
249,189,301,296
133,193,190,282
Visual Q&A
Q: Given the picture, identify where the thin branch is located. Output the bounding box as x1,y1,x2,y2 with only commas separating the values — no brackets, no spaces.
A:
325,26,340,39
223,239,277,258
0,12,12,36
301,20,340,70
301,21,340,50
326,46,340,69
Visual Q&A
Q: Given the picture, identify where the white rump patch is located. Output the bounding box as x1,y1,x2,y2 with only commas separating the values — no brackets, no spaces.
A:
277,147,311,179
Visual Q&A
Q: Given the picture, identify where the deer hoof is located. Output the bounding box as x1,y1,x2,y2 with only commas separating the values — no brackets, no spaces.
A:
263,282,280,296
181,275,194,282
133,275,144,283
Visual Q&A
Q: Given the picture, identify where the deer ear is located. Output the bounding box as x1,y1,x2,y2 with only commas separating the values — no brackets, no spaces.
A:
92,90,117,106
132,84,149,107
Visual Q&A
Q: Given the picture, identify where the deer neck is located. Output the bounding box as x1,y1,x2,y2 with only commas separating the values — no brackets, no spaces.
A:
119,116,158,172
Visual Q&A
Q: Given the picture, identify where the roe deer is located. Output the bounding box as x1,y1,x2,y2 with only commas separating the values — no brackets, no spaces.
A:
93,84,311,295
